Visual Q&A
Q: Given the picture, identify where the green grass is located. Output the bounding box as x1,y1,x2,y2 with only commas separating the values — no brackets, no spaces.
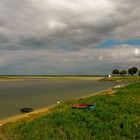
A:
0,82,140,140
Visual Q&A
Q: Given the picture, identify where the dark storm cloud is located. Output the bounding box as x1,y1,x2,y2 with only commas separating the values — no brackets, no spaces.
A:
0,0,139,50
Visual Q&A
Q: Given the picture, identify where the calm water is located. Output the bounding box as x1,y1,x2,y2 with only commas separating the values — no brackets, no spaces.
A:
0,79,120,119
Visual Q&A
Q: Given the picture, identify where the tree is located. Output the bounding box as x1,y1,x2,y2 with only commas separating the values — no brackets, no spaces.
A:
112,69,119,75
128,67,138,75
120,70,127,75
138,70,140,76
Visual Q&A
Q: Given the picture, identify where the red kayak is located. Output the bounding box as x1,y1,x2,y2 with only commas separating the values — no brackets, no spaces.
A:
72,104,96,109
72,104,89,109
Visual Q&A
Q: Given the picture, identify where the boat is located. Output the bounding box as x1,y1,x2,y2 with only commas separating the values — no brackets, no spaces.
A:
72,104,96,110
20,108,33,113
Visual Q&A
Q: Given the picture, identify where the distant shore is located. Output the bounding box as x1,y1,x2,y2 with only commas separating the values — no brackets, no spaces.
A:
0,75,104,81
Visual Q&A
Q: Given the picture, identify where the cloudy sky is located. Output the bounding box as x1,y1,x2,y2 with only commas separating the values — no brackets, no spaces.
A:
0,0,140,75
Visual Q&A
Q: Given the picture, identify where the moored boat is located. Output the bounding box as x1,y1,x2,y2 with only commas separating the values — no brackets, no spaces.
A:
72,104,96,110
20,108,33,113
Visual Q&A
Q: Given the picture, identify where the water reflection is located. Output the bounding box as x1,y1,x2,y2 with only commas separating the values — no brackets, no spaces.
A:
0,78,120,119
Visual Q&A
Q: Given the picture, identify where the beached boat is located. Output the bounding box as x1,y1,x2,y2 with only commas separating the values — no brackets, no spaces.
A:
72,104,96,110
20,108,33,113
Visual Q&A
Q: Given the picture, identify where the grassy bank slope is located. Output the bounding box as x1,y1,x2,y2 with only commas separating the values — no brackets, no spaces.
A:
0,83,140,140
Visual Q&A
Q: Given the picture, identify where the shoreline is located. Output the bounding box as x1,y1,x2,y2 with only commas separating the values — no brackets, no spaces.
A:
0,104,57,126
0,87,118,127
0,76,105,126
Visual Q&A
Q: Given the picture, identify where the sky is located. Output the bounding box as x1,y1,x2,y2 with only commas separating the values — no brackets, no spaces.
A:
0,0,140,75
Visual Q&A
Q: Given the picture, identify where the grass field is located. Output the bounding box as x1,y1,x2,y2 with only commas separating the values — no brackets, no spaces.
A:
0,81,140,140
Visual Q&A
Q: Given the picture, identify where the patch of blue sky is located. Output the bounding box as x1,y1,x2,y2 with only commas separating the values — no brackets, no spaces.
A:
58,44,78,52
96,39,140,48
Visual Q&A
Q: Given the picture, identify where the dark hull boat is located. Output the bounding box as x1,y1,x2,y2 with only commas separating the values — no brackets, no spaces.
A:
20,108,33,113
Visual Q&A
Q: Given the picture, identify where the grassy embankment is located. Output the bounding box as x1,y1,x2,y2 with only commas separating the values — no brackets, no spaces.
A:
103,75,140,82
0,78,140,140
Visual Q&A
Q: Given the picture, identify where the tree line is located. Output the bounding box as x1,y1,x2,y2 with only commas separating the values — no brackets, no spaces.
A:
112,67,140,76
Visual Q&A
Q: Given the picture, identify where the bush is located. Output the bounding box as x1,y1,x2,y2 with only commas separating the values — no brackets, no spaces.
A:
120,70,127,75
138,70,140,76
128,67,138,75
112,69,119,75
